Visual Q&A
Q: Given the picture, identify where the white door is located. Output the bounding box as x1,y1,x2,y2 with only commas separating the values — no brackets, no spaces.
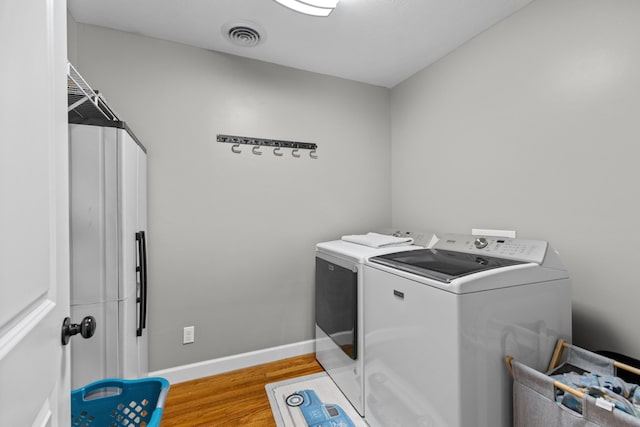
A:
0,0,71,426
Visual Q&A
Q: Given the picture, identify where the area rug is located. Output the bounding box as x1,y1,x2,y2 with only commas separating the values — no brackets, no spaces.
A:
266,372,368,427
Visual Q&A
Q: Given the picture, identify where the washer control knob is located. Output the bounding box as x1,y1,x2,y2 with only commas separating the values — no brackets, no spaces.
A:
474,237,488,249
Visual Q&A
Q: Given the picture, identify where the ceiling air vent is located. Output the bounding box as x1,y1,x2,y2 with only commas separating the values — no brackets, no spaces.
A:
223,21,264,47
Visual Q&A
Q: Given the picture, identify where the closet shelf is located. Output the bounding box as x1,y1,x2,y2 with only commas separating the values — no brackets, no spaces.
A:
67,62,120,122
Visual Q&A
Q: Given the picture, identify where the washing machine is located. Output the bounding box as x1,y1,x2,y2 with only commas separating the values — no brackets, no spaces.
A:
315,230,438,417
363,234,572,427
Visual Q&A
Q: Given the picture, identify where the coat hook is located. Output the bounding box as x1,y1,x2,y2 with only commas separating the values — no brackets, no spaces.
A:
273,147,283,157
309,149,318,159
252,146,263,155
292,148,301,158
231,144,242,154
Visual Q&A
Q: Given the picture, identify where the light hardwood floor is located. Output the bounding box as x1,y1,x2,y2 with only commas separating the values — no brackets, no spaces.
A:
161,354,324,426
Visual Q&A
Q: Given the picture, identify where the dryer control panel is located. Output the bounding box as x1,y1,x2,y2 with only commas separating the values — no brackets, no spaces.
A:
434,234,547,264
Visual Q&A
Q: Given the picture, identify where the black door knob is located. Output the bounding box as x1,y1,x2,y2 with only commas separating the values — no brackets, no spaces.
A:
61,315,96,346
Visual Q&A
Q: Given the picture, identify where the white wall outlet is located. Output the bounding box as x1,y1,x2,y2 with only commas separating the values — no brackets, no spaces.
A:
183,326,195,344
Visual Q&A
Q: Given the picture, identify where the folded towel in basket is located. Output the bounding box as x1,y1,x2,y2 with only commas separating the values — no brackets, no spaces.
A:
341,232,414,248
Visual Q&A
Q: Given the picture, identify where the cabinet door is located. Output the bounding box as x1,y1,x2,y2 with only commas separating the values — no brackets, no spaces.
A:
136,140,149,376
119,130,142,302
70,301,119,389
118,130,148,378
69,124,119,305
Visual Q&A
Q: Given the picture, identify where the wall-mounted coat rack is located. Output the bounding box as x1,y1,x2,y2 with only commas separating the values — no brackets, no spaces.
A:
217,134,318,159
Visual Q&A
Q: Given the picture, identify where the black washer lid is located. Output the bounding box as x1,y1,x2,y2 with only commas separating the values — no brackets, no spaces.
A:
369,248,526,283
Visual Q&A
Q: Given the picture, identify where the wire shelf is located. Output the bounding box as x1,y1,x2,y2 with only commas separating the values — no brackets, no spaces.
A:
67,62,120,121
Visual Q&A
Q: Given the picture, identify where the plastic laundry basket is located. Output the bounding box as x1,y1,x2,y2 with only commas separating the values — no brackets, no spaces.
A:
71,377,170,427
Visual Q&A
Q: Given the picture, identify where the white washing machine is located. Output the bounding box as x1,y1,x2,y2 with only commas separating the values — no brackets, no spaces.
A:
315,230,437,417
363,234,572,427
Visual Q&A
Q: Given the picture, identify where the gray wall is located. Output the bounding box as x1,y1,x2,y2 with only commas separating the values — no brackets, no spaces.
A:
391,0,640,357
69,22,392,370
68,0,640,371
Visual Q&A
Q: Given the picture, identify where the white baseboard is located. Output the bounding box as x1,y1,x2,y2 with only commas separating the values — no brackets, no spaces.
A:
148,339,315,384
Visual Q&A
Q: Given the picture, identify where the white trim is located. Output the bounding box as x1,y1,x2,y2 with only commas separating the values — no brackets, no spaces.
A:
0,299,55,360
32,399,52,427
149,339,315,384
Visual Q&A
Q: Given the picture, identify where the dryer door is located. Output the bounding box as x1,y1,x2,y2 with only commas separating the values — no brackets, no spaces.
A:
315,256,357,359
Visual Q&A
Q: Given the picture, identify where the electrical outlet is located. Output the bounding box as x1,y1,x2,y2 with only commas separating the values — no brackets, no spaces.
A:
183,326,195,344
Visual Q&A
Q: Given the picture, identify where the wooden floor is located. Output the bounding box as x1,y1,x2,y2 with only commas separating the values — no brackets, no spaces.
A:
161,354,324,426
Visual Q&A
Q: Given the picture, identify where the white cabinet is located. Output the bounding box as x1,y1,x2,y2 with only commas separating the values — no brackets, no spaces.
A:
70,122,148,389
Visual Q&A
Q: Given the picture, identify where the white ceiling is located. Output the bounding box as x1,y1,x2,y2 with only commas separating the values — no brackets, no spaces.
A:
67,0,534,88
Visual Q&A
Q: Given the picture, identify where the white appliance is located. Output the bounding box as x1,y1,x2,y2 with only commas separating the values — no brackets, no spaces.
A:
69,120,148,389
315,230,437,416
363,234,572,427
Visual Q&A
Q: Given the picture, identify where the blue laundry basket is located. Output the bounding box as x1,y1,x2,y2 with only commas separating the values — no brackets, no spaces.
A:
71,377,170,427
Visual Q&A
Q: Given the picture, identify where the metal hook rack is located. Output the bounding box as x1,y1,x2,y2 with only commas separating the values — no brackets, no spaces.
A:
217,134,318,159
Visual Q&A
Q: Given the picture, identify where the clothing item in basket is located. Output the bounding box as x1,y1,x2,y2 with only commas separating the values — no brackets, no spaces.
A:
552,371,640,417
